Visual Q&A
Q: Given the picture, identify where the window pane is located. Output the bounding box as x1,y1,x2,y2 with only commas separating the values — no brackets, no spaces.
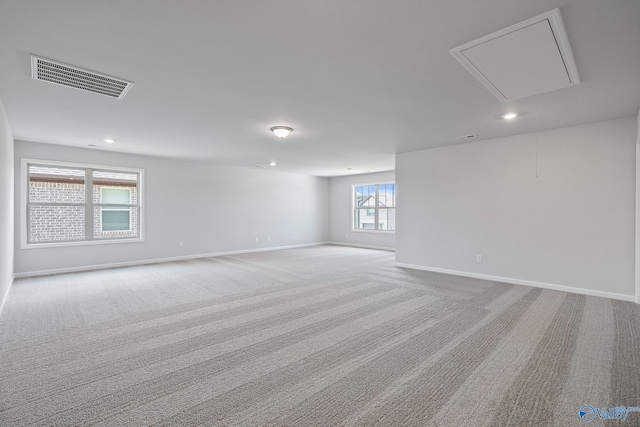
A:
378,208,396,231
378,184,395,207
378,185,387,207
386,184,396,207
369,186,377,207
355,186,364,207
357,186,375,207
93,170,138,183
363,193,375,207
93,171,138,203
102,188,130,204
355,208,375,230
102,209,130,231
29,205,85,242
94,206,138,239
29,166,85,204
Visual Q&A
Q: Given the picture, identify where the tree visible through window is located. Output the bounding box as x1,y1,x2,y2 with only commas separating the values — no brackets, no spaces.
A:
354,183,396,231
24,160,143,245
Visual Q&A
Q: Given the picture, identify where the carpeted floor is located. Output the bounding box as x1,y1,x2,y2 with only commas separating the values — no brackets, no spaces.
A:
0,245,638,426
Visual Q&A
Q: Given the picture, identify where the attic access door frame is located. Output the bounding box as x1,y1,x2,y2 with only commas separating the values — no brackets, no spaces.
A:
449,8,580,102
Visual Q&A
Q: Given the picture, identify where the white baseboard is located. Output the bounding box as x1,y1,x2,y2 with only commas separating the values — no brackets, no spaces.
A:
394,262,636,303
326,241,395,252
14,248,635,304
13,242,329,279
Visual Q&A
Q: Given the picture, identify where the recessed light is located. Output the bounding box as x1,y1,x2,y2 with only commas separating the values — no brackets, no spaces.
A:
269,162,277,166
503,113,517,120
103,138,115,144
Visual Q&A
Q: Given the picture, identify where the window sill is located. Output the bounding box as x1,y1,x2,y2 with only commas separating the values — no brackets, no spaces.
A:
351,229,395,234
21,237,144,250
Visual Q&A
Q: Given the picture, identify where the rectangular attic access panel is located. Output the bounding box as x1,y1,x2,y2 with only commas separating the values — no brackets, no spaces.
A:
449,8,579,102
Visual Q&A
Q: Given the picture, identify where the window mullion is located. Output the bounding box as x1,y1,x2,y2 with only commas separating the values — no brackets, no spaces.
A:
26,165,32,243
85,168,93,240
374,185,379,231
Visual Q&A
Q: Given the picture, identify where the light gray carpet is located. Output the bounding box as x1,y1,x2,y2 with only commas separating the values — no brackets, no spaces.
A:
0,245,638,426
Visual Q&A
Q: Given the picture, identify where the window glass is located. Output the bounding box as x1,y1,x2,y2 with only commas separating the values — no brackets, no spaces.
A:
101,210,130,231
94,206,138,237
102,188,130,204
29,205,85,242
29,166,85,204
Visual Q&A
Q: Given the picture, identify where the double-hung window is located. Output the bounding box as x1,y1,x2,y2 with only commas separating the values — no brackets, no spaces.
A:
22,159,144,247
353,183,396,232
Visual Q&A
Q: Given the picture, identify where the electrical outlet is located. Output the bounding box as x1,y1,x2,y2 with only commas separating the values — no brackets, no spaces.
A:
345,233,349,238
476,254,483,263
267,236,271,242
178,242,183,248
255,237,259,243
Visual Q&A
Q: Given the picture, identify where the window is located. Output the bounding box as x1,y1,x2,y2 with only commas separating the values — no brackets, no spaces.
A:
22,159,144,247
354,183,396,231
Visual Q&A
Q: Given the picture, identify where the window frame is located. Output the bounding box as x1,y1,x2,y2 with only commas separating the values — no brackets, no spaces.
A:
352,182,396,233
20,158,145,249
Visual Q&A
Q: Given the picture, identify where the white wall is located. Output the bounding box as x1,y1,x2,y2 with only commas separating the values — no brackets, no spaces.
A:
329,171,395,250
396,117,636,300
0,99,14,314
636,108,640,304
14,141,329,275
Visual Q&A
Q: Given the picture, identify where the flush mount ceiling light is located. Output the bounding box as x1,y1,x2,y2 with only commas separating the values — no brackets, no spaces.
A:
103,138,115,143
269,162,277,166
270,126,293,138
503,113,518,120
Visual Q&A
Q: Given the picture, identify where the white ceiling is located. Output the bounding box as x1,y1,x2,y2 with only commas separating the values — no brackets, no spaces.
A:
0,0,638,177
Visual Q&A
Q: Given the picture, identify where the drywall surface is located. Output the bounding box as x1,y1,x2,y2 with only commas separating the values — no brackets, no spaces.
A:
396,117,636,298
0,99,13,313
329,171,395,250
636,108,640,304
14,141,329,275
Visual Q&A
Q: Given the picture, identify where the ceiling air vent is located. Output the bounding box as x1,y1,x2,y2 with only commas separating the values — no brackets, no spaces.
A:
450,8,579,102
31,55,133,100
456,134,478,140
